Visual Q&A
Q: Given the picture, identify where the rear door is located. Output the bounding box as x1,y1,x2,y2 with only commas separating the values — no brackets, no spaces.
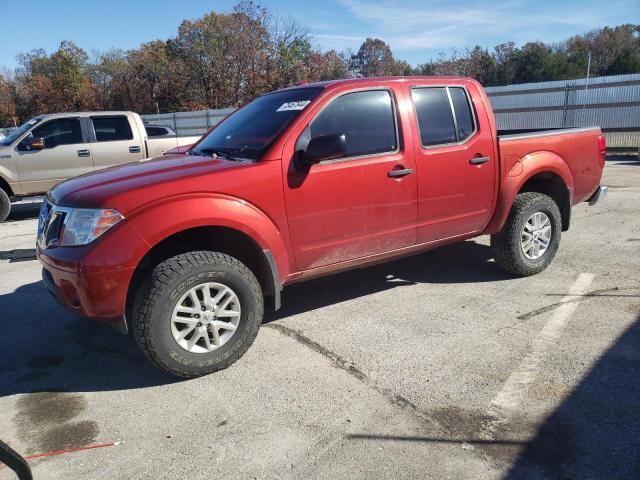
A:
408,84,496,242
89,115,145,170
283,87,418,271
14,117,93,194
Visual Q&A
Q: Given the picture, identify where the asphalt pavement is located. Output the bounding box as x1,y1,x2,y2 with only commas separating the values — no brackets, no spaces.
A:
0,160,638,479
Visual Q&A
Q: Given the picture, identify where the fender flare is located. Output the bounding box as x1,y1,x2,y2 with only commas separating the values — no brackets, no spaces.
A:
484,151,574,235
125,193,293,289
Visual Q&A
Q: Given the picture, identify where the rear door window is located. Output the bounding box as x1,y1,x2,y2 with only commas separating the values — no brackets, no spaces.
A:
412,86,477,147
91,116,133,142
411,87,456,147
449,87,475,142
309,89,397,159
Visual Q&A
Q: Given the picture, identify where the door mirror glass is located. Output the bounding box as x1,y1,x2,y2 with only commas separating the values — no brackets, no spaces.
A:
21,136,45,151
299,133,346,167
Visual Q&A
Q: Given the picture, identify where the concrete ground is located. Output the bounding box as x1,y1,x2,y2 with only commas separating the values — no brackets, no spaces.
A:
0,160,638,479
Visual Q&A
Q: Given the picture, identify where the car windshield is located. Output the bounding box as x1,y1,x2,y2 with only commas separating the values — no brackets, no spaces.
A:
191,87,323,161
0,117,43,146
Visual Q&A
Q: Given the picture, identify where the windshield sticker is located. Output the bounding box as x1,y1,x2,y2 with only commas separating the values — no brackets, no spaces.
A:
276,100,311,112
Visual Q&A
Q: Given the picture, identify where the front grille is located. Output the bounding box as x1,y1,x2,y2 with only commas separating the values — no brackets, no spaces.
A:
37,201,68,248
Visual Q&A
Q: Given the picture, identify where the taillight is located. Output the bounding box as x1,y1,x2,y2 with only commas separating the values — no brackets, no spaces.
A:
597,134,606,169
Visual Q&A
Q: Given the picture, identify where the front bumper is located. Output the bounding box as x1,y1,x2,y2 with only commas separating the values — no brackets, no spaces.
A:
588,185,608,206
40,257,133,323
37,221,149,329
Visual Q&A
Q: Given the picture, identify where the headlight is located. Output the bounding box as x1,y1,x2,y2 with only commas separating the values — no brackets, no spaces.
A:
59,208,124,246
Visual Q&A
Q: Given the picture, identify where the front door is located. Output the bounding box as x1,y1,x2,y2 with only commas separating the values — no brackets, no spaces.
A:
15,117,93,194
283,87,418,271
408,84,496,242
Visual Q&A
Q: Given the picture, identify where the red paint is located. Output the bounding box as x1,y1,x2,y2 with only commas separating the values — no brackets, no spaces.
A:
38,77,605,323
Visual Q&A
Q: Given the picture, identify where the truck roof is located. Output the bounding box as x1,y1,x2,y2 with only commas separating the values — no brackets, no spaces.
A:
276,76,476,92
34,111,137,120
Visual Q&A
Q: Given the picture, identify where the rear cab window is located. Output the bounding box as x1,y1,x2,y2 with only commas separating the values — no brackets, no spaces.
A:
146,126,172,137
91,116,134,142
411,86,477,147
305,89,398,160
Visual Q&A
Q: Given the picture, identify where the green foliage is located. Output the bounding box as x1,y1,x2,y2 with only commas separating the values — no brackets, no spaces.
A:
2,1,639,124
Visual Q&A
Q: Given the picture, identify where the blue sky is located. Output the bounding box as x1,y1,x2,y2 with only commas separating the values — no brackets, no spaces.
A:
2,0,638,70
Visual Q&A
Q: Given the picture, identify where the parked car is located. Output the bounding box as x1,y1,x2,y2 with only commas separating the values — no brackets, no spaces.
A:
0,112,201,221
38,77,607,377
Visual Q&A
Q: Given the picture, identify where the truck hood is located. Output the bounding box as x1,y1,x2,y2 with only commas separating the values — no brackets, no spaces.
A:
49,154,246,210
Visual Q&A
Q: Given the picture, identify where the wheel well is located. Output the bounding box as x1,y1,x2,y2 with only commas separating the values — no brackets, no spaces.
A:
518,172,571,231
126,226,277,320
0,177,13,197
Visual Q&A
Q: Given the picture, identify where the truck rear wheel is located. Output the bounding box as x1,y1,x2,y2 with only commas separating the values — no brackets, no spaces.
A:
491,192,562,276
0,188,10,222
132,251,263,378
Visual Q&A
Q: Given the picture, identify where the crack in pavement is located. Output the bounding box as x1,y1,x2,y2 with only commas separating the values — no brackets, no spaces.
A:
516,286,639,321
264,322,451,435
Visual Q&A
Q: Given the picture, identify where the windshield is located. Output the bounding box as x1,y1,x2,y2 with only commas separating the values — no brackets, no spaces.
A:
0,117,43,146
192,87,323,160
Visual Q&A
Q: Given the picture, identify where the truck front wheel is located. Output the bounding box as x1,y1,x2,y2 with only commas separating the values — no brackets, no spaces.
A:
0,189,11,222
132,251,264,378
491,192,562,276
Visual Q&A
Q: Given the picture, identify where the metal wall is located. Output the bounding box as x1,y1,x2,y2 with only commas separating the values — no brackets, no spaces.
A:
142,73,640,151
141,108,236,137
485,73,640,151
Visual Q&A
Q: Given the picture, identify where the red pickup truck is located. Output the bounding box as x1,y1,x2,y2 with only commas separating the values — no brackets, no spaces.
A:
37,77,607,377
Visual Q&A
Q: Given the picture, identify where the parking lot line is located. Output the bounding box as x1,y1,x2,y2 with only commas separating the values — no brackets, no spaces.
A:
482,272,595,437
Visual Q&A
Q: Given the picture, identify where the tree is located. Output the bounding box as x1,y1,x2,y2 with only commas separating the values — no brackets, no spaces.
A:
350,38,397,77
4,2,640,121
0,73,16,126
14,41,96,118
606,48,640,75
414,62,436,76
88,49,129,110
465,46,498,86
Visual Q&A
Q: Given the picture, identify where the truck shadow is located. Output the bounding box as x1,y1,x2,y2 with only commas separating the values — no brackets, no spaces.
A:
0,240,507,396
344,313,640,479
0,279,177,398
5,202,41,222
266,240,512,322
503,313,640,479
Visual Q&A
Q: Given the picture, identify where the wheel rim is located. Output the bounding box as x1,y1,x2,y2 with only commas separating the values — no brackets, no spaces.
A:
170,282,241,354
521,212,552,260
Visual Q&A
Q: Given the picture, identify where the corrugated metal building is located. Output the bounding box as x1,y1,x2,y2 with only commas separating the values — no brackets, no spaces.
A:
142,73,640,153
142,108,236,137
486,73,640,152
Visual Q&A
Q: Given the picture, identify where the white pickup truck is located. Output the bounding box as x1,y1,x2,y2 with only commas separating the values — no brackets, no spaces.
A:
0,111,201,221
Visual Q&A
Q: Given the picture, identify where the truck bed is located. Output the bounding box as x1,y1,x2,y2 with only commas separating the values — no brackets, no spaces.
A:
498,127,605,204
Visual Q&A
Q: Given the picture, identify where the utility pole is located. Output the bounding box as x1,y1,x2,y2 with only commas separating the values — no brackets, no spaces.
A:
584,52,592,107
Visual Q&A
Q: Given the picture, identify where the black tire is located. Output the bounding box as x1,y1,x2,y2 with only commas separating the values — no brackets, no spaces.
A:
491,192,562,276
0,188,10,223
132,251,263,378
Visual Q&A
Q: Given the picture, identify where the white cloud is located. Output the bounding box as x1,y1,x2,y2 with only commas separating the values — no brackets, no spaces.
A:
327,0,638,54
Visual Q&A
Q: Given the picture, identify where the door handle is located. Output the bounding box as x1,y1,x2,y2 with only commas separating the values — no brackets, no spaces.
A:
388,168,414,178
129,146,141,153
469,156,490,165
77,149,90,157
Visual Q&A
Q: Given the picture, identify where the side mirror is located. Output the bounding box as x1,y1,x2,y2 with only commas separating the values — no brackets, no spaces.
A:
297,133,346,168
21,136,45,151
